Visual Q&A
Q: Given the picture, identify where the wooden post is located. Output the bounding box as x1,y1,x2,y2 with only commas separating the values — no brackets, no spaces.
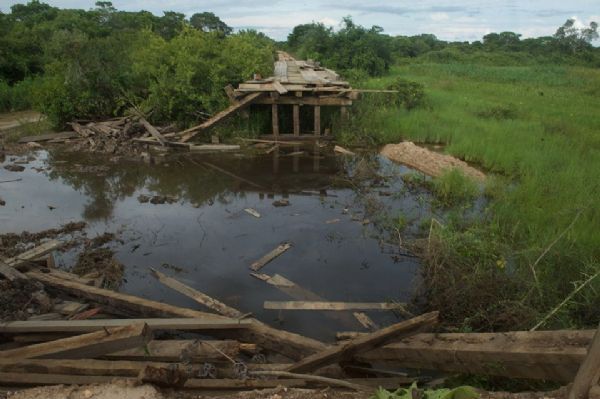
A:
314,106,321,136
293,91,301,136
569,324,600,399
340,107,348,130
272,104,279,137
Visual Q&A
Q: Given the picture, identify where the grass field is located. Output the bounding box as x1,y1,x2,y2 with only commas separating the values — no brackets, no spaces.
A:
340,63,600,330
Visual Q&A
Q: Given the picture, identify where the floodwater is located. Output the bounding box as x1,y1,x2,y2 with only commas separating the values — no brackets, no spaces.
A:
0,147,438,342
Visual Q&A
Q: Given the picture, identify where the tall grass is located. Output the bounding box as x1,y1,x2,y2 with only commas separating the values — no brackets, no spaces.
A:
341,63,600,329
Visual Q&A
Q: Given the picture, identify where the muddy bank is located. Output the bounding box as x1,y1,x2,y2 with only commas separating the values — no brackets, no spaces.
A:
380,142,486,181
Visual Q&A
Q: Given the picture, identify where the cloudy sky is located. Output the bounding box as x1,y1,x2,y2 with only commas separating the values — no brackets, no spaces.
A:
1,0,598,42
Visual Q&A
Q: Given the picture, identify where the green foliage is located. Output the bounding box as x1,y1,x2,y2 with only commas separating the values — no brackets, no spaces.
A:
190,12,232,35
475,104,520,120
432,169,479,207
387,78,427,109
372,383,479,399
0,78,37,111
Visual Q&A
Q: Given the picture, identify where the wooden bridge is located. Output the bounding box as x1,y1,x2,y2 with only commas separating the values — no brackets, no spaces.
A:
178,51,357,143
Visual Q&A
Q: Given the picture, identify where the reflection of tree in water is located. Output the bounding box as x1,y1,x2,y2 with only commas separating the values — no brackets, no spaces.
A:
45,149,342,221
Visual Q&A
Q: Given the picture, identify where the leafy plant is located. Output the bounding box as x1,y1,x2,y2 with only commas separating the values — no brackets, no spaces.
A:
372,383,479,399
432,169,479,207
387,78,427,109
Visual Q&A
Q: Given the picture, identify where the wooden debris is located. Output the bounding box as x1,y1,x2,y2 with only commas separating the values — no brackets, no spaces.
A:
139,118,166,146
244,208,261,218
249,370,369,392
263,301,407,311
139,364,188,387
151,269,243,318
0,259,28,281
353,312,379,330
5,240,62,270
0,323,152,360
189,144,240,152
53,301,89,316
107,339,249,362
569,324,600,399
287,311,439,373
334,145,355,155
250,243,292,271
0,318,250,334
17,132,78,144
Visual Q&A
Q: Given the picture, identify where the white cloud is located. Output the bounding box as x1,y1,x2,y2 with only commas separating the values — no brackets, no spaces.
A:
318,17,339,27
430,12,449,22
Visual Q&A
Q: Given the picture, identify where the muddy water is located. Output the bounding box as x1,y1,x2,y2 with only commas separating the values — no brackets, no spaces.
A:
0,148,436,341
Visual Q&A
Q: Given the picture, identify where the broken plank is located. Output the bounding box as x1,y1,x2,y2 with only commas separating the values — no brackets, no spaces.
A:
139,117,166,146
0,259,28,281
179,92,263,142
272,81,288,95
17,132,78,144
26,270,240,321
287,311,439,373
358,329,595,382
244,208,261,218
569,324,600,399
263,301,407,311
250,243,292,271
0,323,151,360
151,269,242,318
0,318,250,334
5,240,62,270
353,312,378,330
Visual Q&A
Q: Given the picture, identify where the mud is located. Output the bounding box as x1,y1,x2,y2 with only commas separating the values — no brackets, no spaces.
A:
0,279,52,321
380,142,486,181
73,247,125,290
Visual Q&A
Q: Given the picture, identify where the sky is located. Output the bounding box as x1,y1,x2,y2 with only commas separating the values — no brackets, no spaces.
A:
0,0,598,42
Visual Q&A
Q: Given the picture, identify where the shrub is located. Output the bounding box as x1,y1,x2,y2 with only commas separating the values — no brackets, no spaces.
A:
476,104,520,120
386,78,427,109
432,169,479,207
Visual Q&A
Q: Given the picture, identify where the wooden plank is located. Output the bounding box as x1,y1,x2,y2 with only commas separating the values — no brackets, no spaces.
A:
26,270,240,321
264,301,407,311
189,144,240,153
149,271,326,360
358,329,595,382
274,61,288,82
151,269,242,318
569,324,600,399
254,96,352,106
0,259,28,281
17,132,78,144
5,240,62,269
272,81,288,95
250,243,292,272
139,117,166,146
287,312,439,373
132,138,190,148
0,323,151,360
179,92,263,142
314,105,321,136
0,318,250,334
272,103,279,137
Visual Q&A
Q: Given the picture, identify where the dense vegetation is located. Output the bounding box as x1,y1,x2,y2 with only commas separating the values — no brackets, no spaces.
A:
1,1,599,330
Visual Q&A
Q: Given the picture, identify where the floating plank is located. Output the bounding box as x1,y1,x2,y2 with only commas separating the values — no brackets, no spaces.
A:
139,117,166,146
358,329,595,382
0,259,28,281
264,301,407,311
569,325,600,399
250,243,292,272
151,269,242,318
0,318,250,334
17,132,78,144
5,240,62,269
0,323,151,360
26,270,239,321
179,92,263,142
287,312,439,373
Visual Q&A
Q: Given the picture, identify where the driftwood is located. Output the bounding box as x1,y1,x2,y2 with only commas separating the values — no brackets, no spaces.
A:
250,243,292,271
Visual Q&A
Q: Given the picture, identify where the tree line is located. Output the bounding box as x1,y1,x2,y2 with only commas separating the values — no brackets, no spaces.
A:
0,1,598,127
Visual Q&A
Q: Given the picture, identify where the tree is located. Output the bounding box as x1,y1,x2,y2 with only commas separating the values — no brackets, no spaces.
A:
155,11,186,40
190,12,232,35
554,18,598,53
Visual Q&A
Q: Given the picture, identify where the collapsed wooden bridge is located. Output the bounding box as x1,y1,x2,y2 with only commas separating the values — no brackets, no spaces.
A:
177,51,358,143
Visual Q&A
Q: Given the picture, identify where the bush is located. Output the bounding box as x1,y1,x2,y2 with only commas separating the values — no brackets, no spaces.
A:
0,78,36,112
386,78,427,109
432,169,479,207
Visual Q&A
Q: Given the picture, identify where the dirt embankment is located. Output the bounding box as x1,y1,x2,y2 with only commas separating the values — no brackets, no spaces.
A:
380,142,486,182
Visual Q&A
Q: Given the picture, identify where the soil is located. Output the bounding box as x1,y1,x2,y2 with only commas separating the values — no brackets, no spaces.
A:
0,279,52,321
72,247,124,290
380,142,486,182
0,111,45,133
3,381,162,399
0,221,86,258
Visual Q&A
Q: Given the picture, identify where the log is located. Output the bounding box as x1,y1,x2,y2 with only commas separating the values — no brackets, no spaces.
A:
569,324,600,399
139,118,166,146
0,318,250,334
287,311,439,373
250,243,292,272
150,269,243,318
0,323,151,360
27,270,236,321
264,301,406,311
358,329,595,382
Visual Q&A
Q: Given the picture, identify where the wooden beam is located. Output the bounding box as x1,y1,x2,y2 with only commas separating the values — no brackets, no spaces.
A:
250,243,292,272
5,240,62,270
139,117,166,146
357,329,595,382
150,269,242,318
272,81,288,95
264,301,407,311
178,92,263,142
569,324,600,399
26,270,238,321
254,97,352,106
18,132,78,144
314,105,321,136
0,259,28,281
293,105,300,136
287,311,439,373
0,323,151,360
272,103,279,137
0,318,250,334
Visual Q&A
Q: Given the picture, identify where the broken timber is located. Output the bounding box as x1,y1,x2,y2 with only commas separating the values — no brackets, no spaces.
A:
4,240,62,270
569,324,600,399
287,311,439,373
263,301,407,311
250,242,292,271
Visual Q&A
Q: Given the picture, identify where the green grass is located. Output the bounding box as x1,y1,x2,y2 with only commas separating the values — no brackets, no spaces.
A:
340,62,600,329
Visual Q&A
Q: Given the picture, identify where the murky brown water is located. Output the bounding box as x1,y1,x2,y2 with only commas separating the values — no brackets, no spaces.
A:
0,148,438,341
